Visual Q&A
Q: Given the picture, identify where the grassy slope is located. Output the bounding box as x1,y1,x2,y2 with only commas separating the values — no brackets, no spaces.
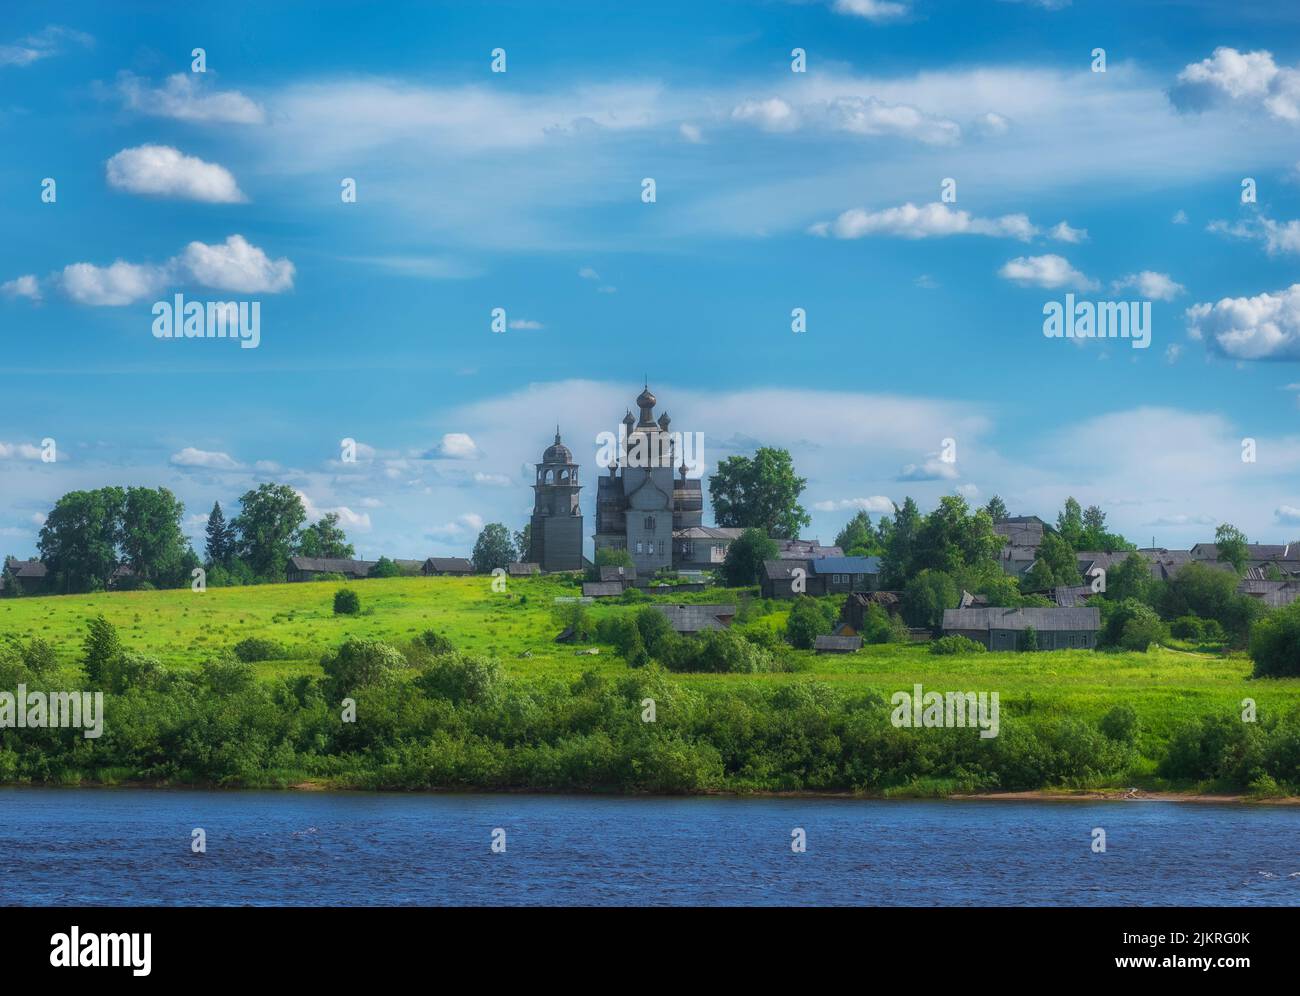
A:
4,575,1297,747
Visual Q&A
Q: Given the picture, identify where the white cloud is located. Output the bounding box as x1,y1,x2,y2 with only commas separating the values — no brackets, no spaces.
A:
1112,271,1184,301
1171,47,1300,122
1172,209,1188,224
0,442,45,460
1049,221,1088,243
732,97,799,132
811,202,1035,240
170,447,240,470
578,266,601,280
113,71,266,124
428,512,484,541
106,145,246,203
1165,343,1183,364
430,433,481,460
0,25,92,67
998,254,1096,290
49,235,293,306
812,496,894,513
831,0,909,22
898,456,960,481
1186,284,1300,361
1,274,40,301
180,235,295,293
297,489,372,532
473,472,513,486
976,111,1010,136
679,122,704,143
60,260,169,306
1209,214,1300,256
1276,505,1300,525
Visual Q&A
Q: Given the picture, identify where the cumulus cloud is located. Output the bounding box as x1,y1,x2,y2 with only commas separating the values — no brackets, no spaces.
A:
0,25,92,67
1049,221,1088,243
178,235,294,292
34,235,294,306
731,97,799,132
112,71,266,124
1186,284,1300,361
1,274,40,301
1276,505,1300,525
297,489,372,532
1112,271,1185,301
1170,47,1300,122
60,260,169,306
679,122,704,143
170,447,241,470
811,202,1036,240
998,254,1096,290
812,496,895,513
429,433,481,460
898,456,960,481
106,145,246,203
0,442,45,460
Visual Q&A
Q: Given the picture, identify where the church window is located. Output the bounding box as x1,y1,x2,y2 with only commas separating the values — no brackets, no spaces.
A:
644,516,656,531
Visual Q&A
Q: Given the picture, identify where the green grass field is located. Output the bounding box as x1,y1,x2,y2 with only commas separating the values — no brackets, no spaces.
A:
4,574,1298,752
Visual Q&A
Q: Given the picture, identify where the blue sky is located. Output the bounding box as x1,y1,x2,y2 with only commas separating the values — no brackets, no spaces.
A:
4,0,1300,560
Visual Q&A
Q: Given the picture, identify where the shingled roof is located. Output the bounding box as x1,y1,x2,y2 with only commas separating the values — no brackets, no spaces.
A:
653,603,736,633
3,557,47,579
943,606,1100,632
287,556,375,575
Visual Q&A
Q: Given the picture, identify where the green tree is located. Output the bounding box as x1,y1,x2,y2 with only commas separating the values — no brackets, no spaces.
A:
785,595,832,649
912,496,1002,575
322,637,405,693
834,511,880,556
880,497,921,588
471,523,516,574
38,487,126,593
369,556,400,578
901,569,959,629
719,528,778,587
82,615,123,685
983,495,1009,522
120,486,192,587
204,501,235,568
296,512,355,560
1055,497,1084,550
514,523,532,562
232,484,307,581
1156,562,1261,645
0,558,22,599
709,447,810,540
1023,531,1081,590
1105,552,1152,603
1214,523,1250,575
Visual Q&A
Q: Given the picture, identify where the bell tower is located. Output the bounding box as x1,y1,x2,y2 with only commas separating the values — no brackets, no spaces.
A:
528,427,584,571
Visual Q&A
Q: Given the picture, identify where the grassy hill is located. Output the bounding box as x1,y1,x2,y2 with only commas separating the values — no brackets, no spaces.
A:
2,575,1298,794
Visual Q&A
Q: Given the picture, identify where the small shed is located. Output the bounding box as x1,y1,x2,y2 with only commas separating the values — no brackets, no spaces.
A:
942,606,1101,651
422,557,475,576
582,581,624,598
814,634,862,654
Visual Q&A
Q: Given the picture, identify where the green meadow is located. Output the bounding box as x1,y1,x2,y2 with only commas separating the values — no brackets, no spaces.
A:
2,575,1298,794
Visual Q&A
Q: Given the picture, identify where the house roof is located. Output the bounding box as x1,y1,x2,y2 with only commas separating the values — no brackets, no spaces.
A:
507,562,540,576
423,557,474,573
776,539,843,560
582,581,624,597
942,606,1101,632
809,556,881,575
1052,585,1095,607
673,526,744,541
762,559,805,581
598,564,637,582
287,556,376,575
814,634,862,651
3,557,48,579
994,518,1044,547
654,603,737,633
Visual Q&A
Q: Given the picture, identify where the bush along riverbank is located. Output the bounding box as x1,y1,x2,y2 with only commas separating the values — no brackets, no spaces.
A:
2,626,1298,797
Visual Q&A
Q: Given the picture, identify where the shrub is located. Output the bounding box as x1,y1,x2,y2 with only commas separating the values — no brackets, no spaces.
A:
901,569,959,630
1170,615,1205,640
634,605,676,657
785,596,831,649
929,635,986,655
1118,606,1168,652
417,652,503,704
232,637,290,662
18,636,58,675
417,629,455,656
1018,625,1038,652
333,588,361,615
860,604,909,644
1250,600,1300,678
1099,704,1139,743
322,638,406,692
369,557,401,578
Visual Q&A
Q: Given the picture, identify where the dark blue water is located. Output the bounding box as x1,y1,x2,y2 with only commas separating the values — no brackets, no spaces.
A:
1,789,1297,906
